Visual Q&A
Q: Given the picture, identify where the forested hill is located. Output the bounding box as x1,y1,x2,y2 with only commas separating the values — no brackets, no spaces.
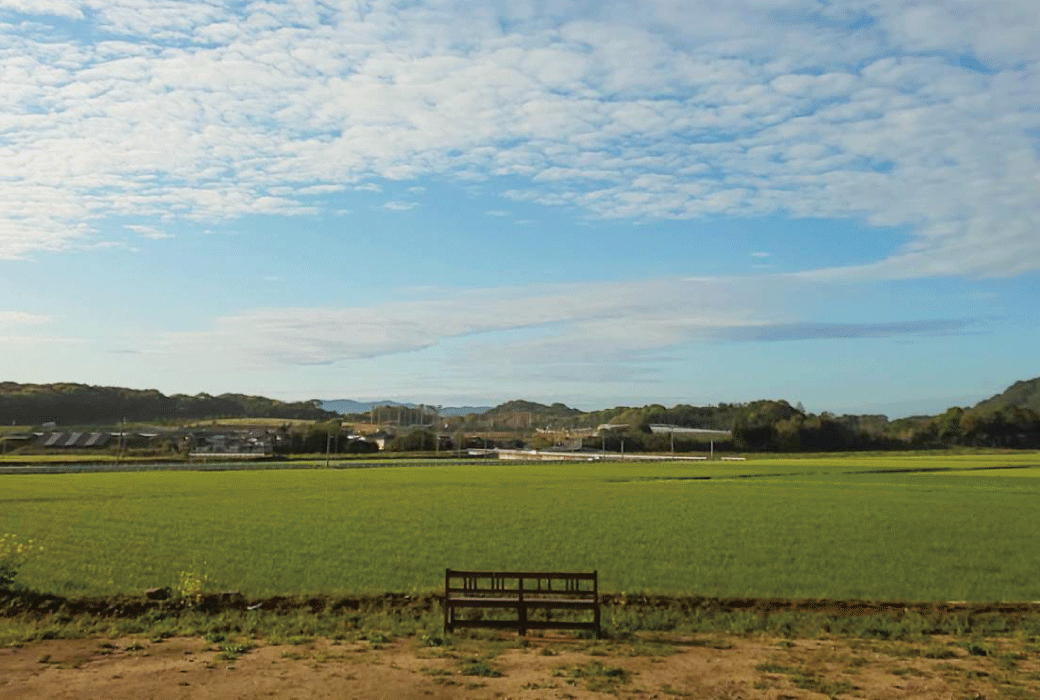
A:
973,377,1040,414
0,382,337,425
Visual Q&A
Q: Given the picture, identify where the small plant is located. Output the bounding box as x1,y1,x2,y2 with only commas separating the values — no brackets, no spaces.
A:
0,533,42,591
552,661,631,692
214,642,253,662
459,658,503,677
924,643,957,659
963,640,991,657
176,561,210,606
366,631,391,645
419,633,444,647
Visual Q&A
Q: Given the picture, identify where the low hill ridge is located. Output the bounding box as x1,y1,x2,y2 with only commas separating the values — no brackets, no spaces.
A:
973,377,1040,414
0,382,336,425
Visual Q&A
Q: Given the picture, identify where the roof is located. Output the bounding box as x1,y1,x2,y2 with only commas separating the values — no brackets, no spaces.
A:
648,425,732,438
34,431,114,448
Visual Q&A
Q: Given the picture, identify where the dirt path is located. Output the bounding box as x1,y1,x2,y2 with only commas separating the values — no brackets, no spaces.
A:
0,634,1036,699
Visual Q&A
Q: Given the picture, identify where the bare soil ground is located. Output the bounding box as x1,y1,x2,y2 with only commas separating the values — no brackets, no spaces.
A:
1,633,1037,700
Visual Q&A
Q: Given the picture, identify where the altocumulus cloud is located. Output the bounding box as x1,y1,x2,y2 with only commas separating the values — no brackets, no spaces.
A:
0,0,1036,279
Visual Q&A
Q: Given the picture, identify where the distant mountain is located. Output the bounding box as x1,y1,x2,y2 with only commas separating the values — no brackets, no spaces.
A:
973,377,1040,414
0,382,337,425
321,399,492,417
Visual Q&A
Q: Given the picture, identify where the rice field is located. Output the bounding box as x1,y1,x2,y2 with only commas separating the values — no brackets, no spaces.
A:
2,452,1039,602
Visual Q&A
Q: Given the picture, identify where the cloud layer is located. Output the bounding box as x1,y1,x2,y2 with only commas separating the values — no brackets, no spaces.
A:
156,276,976,369
1,0,1037,276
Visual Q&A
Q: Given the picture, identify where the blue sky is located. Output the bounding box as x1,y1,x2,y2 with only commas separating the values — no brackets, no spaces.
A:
1,0,1038,417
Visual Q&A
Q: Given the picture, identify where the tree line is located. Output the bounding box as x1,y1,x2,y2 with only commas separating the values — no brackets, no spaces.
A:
0,382,337,425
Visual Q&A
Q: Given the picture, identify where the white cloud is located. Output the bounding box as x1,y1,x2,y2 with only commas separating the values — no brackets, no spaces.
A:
751,251,770,258
0,311,51,326
0,0,1036,278
382,201,418,211
156,274,977,370
125,224,173,239
0,0,83,19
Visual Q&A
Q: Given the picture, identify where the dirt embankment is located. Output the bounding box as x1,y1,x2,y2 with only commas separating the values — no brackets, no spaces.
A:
5,589,1039,619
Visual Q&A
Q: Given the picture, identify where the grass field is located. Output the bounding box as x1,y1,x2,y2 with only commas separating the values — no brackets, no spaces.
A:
2,453,1039,602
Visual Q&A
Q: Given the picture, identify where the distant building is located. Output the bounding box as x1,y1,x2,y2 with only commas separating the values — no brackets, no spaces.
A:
33,431,113,449
648,425,732,439
367,430,394,450
188,429,273,457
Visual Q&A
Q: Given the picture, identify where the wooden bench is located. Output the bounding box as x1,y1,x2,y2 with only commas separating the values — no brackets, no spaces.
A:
444,569,600,636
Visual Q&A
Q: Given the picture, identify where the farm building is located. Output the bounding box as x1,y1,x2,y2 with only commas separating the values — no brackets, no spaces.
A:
33,431,114,449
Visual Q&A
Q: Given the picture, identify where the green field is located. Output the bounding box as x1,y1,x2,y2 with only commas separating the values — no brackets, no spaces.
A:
2,453,1039,602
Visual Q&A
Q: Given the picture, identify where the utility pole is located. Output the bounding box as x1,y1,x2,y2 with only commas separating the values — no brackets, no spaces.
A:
433,406,440,454
325,429,332,468
117,417,125,465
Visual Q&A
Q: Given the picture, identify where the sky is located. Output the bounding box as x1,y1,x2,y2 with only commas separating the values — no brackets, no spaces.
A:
1,0,1038,417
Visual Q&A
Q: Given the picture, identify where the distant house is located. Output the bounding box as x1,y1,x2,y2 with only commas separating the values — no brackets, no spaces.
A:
188,429,274,458
367,430,394,450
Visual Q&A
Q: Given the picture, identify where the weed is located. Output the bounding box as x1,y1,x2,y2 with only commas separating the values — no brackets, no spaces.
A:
0,533,42,592
177,562,209,607
214,641,253,662
788,670,855,697
552,660,632,693
521,681,558,690
418,633,444,647
56,656,88,670
419,666,452,676
963,641,992,657
755,661,795,674
994,652,1020,670
459,659,503,677
925,643,958,659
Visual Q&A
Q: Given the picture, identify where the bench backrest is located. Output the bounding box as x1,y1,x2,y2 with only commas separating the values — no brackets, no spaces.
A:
445,569,598,598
